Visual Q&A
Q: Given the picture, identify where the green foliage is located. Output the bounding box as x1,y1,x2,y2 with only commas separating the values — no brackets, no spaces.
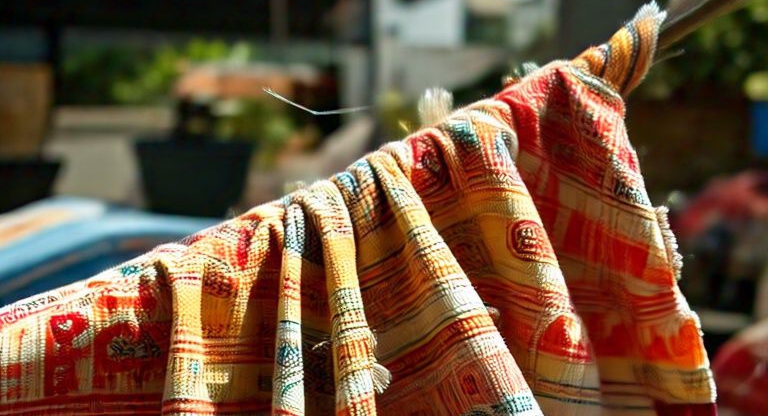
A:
375,90,419,139
61,46,151,105
214,99,297,168
109,45,182,105
61,38,297,166
745,71,768,101
639,0,768,100
61,38,259,105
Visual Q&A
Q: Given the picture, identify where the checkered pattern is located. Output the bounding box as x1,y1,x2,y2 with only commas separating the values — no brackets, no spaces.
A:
0,3,715,415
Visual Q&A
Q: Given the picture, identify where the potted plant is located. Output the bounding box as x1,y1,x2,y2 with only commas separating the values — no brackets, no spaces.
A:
122,39,301,217
0,63,62,213
136,98,252,218
137,80,304,217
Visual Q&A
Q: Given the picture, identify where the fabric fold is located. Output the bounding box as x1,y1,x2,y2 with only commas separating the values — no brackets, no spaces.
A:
0,3,716,415
495,3,715,414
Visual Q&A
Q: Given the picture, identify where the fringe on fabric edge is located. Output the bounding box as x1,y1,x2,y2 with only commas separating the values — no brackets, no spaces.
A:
655,206,684,280
366,329,392,394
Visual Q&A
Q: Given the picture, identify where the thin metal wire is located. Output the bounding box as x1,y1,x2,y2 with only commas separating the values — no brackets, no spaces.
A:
262,87,370,116
659,0,747,51
653,48,686,65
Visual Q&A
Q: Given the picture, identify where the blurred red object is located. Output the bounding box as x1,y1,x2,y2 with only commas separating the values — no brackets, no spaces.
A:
675,170,768,239
713,319,768,416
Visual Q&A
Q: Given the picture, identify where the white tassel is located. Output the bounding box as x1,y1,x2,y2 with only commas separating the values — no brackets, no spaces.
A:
314,333,392,394
417,88,454,127
485,304,501,326
365,329,391,394
371,362,392,394
655,206,684,280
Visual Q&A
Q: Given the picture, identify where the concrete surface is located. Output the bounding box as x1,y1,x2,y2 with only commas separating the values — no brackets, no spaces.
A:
45,106,173,204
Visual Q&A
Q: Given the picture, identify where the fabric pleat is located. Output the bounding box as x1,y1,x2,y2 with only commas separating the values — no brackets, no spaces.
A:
0,3,716,415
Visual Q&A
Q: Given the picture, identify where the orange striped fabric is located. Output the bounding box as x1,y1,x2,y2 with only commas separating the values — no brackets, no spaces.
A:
0,3,715,415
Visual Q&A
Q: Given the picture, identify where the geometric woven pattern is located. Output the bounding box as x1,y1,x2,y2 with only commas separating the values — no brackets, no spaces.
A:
0,4,716,415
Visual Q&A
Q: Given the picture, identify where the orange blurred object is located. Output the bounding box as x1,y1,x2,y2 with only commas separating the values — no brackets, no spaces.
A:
174,64,320,101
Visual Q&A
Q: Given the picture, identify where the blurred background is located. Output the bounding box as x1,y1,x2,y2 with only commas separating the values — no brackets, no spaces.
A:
1,1,768,412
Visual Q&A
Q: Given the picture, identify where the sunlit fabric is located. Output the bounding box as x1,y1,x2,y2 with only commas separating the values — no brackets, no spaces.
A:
0,4,716,415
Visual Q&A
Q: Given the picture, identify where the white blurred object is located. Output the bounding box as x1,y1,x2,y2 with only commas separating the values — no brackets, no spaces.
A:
379,0,465,48
418,88,454,126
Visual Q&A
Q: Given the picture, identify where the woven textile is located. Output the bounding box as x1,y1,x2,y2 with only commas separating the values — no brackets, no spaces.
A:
0,4,715,415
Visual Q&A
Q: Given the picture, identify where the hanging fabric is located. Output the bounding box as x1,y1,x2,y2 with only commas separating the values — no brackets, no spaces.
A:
0,3,716,415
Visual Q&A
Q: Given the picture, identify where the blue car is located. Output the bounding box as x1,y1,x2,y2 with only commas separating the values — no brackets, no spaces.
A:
0,197,219,306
